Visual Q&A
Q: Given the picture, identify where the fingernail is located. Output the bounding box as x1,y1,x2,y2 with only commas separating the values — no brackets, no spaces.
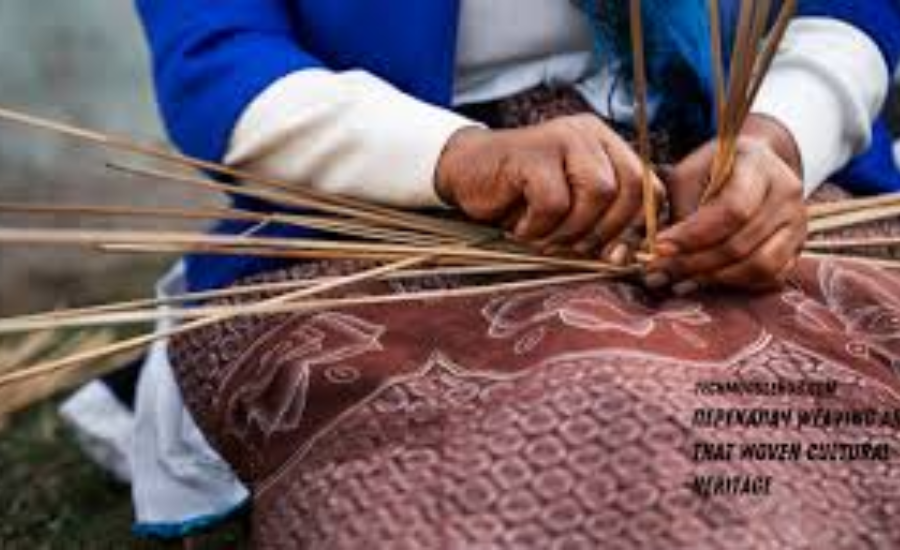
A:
673,280,700,297
655,241,678,257
609,243,629,266
644,272,670,289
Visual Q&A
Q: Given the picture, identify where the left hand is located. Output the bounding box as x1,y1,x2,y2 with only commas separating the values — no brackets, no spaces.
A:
646,114,808,293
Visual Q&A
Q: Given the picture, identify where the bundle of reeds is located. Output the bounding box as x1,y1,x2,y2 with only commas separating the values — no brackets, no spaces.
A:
0,0,897,417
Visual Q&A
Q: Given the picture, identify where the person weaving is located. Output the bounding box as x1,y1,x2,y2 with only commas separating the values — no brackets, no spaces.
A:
131,0,900,546
138,0,897,294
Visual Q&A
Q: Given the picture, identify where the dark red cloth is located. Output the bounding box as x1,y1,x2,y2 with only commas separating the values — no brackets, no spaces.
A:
170,88,900,548
170,251,900,549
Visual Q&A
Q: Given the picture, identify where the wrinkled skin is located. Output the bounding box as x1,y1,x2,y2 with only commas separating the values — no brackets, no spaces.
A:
436,114,659,261
651,114,808,293
437,113,807,292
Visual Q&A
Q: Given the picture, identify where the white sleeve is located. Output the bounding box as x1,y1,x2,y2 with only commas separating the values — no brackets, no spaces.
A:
751,18,890,196
225,69,480,208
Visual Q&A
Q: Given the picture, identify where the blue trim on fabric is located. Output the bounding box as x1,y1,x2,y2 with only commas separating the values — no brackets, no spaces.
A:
132,499,249,540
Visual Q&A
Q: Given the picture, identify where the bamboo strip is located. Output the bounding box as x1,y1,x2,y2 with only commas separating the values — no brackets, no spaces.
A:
98,242,411,263
702,0,756,202
0,331,56,374
6,263,559,327
808,192,900,220
0,331,134,419
0,106,494,241
808,205,900,234
0,228,631,274
98,242,626,274
105,162,492,244
0,256,432,389
0,201,452,247
737,0,799,124
707,0,727,137
805,237,900,251
0,272,607,337
628,0,658,253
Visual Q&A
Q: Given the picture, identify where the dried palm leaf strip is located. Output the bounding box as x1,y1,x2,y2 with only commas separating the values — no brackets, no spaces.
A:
104,162,491,245
0,201,452,247
805,237,900,251
0,106,493,241
808,204,900,234
703,0,764,202
0,228,632,274
0,256,433,389
704,0,797,203
0,330,128,419
736,0,799,124
0,331,57,374
0,272,608,339
807,191,900,220
628,0,659,253
707,0,728,137
5,263,560,327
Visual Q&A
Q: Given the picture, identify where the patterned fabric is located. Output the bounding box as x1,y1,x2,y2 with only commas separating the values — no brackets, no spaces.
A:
485,85,682,160
169,88,900,548
170,253,900,549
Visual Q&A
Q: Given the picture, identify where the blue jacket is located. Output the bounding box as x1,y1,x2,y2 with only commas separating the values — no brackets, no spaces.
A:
136,0,900,291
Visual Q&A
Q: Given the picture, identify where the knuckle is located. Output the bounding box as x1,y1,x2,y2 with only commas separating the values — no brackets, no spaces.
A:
547,119,576,140
596,179,618,204
537,193,571,219
723,200,752,225
785,176,803,199
567,166,607,200
569,113,596,128
721,238,752,260
577,180,606,207
749,253,780,280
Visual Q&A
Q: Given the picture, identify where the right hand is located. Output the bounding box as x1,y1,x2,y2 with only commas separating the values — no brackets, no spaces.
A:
435,114,656,258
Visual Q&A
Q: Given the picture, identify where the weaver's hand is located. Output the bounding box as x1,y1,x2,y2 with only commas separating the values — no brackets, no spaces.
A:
436,115,653,260
647,115,808,293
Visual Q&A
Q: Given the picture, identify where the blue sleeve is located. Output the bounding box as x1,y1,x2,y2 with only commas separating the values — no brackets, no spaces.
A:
136,0,324,162
798,0,900,73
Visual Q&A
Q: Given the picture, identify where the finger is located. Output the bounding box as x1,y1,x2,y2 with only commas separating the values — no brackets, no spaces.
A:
514,164,572,241
543,136,618,246
699,223,806,290
776,257,801,286
661,142,716,222
584,136,646,249
655,154,768,257
653,191,791,282
600,225,643,265
501,201,527,234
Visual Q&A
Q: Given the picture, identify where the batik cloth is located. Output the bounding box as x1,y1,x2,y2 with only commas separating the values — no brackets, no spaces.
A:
167,88,900,548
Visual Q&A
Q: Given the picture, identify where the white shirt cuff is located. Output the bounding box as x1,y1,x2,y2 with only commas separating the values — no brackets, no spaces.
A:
226,69,481,208
751,18,889,196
